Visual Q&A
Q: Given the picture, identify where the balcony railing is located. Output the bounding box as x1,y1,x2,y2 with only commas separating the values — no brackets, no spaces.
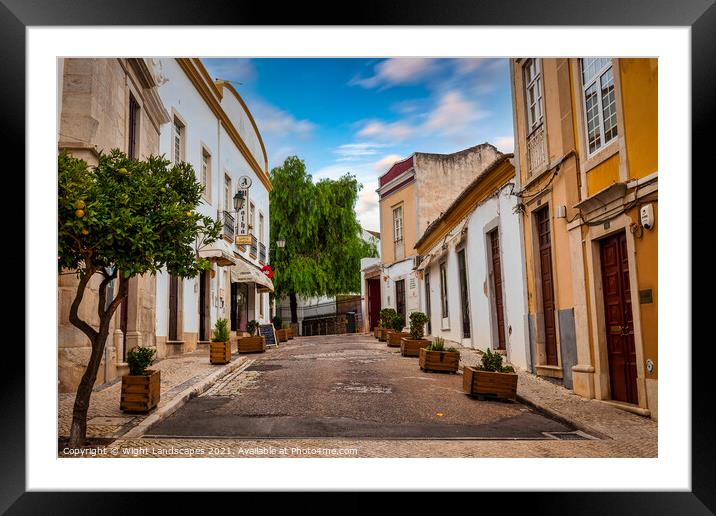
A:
250,234,258,258
259,242,266,263
222,211,235,241
527,124,547,176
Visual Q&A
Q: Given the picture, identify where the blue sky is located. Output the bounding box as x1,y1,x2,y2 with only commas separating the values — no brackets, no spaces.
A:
203,58,514,232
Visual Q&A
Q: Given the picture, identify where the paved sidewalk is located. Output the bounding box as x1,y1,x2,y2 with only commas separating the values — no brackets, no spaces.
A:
58,348,250,443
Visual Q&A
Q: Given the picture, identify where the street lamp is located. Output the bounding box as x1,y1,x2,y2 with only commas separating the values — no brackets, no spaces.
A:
233,190,245,212
276,236,286,249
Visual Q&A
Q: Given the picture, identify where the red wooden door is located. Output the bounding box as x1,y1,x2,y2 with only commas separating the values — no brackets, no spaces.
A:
367,278,381,330
536,207,558,365
489,229,506,350
600,232,638,404
168,275,178,341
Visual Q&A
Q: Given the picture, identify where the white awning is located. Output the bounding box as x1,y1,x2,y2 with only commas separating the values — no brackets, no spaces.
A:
230,259,274,293
197,247,236,267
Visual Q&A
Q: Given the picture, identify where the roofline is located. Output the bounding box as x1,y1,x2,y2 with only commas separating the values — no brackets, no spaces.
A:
377,153,415,181
414,154,515,251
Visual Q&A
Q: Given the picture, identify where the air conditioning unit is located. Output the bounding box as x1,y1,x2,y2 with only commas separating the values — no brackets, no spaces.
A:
412,255,422,270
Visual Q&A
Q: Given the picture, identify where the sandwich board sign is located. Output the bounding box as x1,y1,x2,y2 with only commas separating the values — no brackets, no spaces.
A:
258,324,278,347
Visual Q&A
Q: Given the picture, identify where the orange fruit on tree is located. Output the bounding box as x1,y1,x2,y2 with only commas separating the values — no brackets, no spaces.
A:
81,228,89,235
74,200,85,210
75,209,85,218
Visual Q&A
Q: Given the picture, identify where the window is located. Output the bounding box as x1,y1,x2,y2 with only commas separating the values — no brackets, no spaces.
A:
440,261,448,318
249,202,256,232
424,270,431,334
224,175,231,213
259,212,264,244
581,58,618,154
172,117,184,164
457,249,470,338
259,292,264,317
395,279,406,322
523,58,543,133
128,94,140,159
393,205,404,260
200,148,211,200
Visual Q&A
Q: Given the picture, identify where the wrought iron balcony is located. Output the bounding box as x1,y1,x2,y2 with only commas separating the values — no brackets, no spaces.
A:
250,234,258,258
221,210,235,241
259,242,266,263
527,124,547,176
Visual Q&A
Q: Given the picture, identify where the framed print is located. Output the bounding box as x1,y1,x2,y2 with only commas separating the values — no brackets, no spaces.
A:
4,0,713,512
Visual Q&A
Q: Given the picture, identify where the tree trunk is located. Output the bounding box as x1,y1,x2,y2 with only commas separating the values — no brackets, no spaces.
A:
289,292,298,324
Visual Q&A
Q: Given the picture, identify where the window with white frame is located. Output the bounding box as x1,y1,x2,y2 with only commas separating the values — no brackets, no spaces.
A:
201,148,210,201
224,174,231,213
259,212,264,244
523,58,543,133
172,117,184,164
581,58,618,155
393,205,404,260
249,202,255,232
440,261,449,318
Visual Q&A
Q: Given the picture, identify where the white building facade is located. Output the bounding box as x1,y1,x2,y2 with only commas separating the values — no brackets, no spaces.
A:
154,58,273,356
415,155,530,370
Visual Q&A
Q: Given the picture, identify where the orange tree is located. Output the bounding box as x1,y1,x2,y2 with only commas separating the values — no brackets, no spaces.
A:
59,149,221,447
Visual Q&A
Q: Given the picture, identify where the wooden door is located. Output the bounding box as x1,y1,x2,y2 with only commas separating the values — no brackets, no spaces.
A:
489,229,506,350
424,270,431,335
120,294,128,360
199,271,208,340
600,232,638,404
168,275,178,341
536,207,558,365
457,248,471,338
367,278,381,330
395,279,406,321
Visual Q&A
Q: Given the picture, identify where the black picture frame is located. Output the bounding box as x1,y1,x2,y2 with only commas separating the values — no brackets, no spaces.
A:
5,0,712,512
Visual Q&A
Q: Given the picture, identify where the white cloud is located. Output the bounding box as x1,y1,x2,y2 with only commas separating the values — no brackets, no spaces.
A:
350,58,438,89
356,181,380,232
494,136,514,153
335,142,389,159
252,100,316,139
356,120,414,141
424,90,488,136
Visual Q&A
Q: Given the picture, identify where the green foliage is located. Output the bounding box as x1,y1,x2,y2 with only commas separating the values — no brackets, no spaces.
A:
446,347,460,355
391,313,405,332
379,308,397,328
427,337,445,352
477,348,514,373
408,311,428,340
272,315,282,329
268,156,378,300
126,346,155,375
58,149,222,279
246,320,259,336
212,318,230,342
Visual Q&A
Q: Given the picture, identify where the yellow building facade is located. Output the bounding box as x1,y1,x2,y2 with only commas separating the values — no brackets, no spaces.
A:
511,58,658,419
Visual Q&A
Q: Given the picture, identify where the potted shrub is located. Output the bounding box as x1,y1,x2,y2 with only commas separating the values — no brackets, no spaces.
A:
287,322,295,340
463,348,518,401
120,346,160,413
378,308,396,342
419,337,460,373
400,311,431,357
209,318,232,364
387,313,409,347
273,315,288,343
238,319,266,353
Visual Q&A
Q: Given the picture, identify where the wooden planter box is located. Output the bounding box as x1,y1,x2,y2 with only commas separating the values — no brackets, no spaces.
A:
373,327,382,339
238,335,266,354
463,366,518,401
276,329,289,342
381,329,394,342
419,348,460,373
209,340,232,364
120,369,160,413
287,327,294,339
388,331,410,347
400,337,431,357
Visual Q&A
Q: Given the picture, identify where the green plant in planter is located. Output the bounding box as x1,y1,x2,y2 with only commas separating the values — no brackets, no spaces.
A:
427,336,445,351
391,313,405,332
246,320,259,336
379,308,397,328
478,348,515,373
126,346,156,376
408,311,429,340
272,315,283,329
211,318,230,342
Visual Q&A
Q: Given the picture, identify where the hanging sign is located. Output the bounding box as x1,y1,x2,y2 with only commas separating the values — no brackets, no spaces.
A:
236,188,249,236
238,175,253,189
261,264,274,279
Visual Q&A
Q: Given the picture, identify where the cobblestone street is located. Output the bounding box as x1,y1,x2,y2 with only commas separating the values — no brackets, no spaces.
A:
59,333,657,458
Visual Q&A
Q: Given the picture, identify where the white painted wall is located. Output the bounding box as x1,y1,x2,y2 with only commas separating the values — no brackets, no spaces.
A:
380,257,419,329
155,58,271,341
419,187,529,369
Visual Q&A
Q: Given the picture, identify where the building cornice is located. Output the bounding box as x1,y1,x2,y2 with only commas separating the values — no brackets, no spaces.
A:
175,58,272,192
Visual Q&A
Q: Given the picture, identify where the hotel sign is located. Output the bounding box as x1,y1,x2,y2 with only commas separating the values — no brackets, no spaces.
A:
235,234,252,246
236,188,249,237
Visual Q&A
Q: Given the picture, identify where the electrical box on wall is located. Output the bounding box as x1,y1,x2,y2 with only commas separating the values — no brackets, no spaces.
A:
556,205,566,218
640,204,654,230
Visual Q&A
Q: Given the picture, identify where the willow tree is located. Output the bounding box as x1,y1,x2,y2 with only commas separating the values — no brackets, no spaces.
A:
269,155,377,323
59,150,221,447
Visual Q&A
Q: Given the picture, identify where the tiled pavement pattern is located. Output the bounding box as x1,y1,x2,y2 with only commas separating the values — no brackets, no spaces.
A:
58,349,245,439
59,334,656,458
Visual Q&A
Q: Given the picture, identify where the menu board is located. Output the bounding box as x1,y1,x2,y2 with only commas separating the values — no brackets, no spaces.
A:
258,324,277,347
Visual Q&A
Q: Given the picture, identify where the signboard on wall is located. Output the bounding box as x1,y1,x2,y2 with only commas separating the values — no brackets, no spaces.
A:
235,235,252,246
237,188,249,236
